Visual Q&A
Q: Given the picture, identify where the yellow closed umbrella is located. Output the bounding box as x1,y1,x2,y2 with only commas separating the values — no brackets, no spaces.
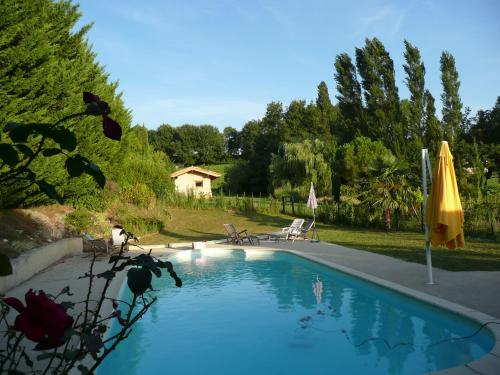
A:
425,141,465,249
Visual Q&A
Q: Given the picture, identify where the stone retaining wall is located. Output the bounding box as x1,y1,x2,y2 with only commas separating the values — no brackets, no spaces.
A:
0,237,82,294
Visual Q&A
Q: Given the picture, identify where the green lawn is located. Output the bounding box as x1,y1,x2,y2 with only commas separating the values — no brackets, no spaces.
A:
141,207,500,271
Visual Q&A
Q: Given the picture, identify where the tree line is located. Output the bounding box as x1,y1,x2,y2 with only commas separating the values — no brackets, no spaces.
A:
1,0,498,226
149,38,498,206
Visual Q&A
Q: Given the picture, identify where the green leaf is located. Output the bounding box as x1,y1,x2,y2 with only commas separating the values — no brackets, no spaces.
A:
85,162,106,188
63,350,79,361
108,255,130,263
42,148,62,157
0,143,19,166
0,254,13,276
36,352,57,361
77,365,90,375
7,125,32,142
22,352,34,368
65,156,85,177
4,122,21,132
85,102,103,116
60,285,71,294
97,324,107,334
7,370,24,375
59,301,75,310
48,127,77,152
150,267,162,278
83,333,102,354
36,180,64,204
15,144,34,158
127,268,152,295
21,167,36,181
96,270,115,280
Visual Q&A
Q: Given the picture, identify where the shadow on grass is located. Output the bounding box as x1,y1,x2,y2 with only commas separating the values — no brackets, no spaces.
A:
333,240,500,271
232,210,291,229
156,227,222,242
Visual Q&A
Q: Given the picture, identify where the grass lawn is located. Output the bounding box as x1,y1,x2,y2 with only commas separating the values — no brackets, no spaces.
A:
141,207,500,271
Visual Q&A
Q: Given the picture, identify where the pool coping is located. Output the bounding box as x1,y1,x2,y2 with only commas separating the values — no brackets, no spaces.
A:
154,244,500,375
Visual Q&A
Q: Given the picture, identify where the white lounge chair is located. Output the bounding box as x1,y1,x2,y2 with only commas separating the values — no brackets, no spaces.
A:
288,219,315,242
269,218,305,241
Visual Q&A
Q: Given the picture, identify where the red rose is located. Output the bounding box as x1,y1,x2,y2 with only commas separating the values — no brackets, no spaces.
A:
3,289,74,349
83,92,122,141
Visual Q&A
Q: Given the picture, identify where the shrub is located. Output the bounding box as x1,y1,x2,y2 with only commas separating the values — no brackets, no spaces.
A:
67,190,108,212
113,204,167,236
122,183,156,208
65,207,92,233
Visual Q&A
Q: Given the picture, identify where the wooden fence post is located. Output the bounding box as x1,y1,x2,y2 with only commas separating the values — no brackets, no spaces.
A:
282,196,285,213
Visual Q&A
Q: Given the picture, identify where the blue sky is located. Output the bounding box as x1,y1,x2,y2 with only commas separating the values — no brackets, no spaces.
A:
76,0,500,130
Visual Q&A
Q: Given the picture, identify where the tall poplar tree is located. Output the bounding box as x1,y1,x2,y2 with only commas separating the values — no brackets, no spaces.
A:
316,81,335,138
440,51,463,150
355,38,403,156
316,81,333,114
423,90,443,152
403,41,426,149
334,53,364,143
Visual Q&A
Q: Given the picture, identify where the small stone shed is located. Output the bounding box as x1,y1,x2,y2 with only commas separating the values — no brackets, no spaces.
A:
170,166,221,198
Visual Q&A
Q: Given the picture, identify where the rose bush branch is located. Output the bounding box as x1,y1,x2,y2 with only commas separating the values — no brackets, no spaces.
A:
1,228,182,374
0,92,122,207
1,92,182,373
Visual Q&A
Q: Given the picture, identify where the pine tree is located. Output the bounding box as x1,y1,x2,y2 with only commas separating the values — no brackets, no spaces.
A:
355,38,403,156
334,53,364,143
0,0,131,206
440,51,463,150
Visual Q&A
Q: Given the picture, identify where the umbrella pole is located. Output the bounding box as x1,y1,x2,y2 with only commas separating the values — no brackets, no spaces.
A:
313,208,319,241
422,149,435,285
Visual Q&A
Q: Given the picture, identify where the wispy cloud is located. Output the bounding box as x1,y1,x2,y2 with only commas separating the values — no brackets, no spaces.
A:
113,3,176,32
357,5,406,40
130,97,266,129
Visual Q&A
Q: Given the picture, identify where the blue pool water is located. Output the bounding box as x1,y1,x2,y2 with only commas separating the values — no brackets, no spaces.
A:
99,249,494,374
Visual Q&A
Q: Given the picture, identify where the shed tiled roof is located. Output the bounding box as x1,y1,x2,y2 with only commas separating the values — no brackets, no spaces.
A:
170,166,221,179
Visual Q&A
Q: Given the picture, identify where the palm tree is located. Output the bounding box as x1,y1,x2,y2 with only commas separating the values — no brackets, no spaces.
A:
359,161,420,231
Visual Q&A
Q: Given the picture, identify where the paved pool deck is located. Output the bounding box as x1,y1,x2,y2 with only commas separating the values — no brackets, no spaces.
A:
4,239,500,374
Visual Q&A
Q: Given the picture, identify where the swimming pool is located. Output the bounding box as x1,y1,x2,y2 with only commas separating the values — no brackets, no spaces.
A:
99,249,494,374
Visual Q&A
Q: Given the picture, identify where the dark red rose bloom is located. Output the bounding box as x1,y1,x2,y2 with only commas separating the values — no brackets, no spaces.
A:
82,92,122,141
83,92,101,104
3,289,74,349
102,115,122,141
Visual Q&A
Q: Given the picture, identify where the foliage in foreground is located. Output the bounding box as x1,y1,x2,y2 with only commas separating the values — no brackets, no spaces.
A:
0,230,182,374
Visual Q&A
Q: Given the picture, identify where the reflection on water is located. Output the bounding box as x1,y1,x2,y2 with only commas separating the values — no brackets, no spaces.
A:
99,250,494,375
